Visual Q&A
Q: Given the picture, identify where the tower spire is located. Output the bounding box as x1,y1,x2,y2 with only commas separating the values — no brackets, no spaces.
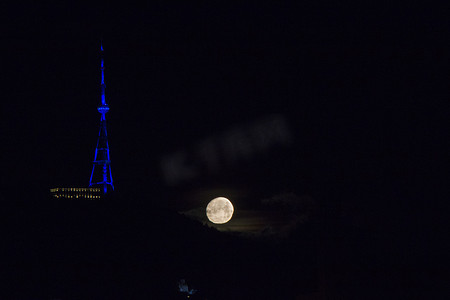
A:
100,41,106,106
89,42,114,194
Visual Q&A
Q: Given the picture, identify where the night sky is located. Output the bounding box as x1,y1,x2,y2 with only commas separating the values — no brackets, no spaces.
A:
1,2,448,298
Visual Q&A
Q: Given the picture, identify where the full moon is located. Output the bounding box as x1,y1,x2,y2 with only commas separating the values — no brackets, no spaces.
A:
206,197,234,224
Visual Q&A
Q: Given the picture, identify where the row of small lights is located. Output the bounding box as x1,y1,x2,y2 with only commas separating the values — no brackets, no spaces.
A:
50,188,101,192
54,195,101,199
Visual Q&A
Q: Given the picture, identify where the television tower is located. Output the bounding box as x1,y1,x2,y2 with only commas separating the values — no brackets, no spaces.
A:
89,43,114,194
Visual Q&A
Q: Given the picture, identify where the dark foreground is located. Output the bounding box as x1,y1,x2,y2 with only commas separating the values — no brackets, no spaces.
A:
1,190,445,299
1,193,316,299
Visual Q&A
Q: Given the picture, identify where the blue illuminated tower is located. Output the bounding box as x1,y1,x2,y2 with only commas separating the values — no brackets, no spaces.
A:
89,43,114,194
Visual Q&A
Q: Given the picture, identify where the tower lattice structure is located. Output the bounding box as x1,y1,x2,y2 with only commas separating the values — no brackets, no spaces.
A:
89,43,114,194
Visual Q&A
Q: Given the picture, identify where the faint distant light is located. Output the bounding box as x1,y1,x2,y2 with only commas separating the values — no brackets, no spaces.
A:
178,279,197,296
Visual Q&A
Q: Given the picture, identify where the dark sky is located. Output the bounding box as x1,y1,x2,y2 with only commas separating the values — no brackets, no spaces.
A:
1,4,448,298
1,3,447,216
